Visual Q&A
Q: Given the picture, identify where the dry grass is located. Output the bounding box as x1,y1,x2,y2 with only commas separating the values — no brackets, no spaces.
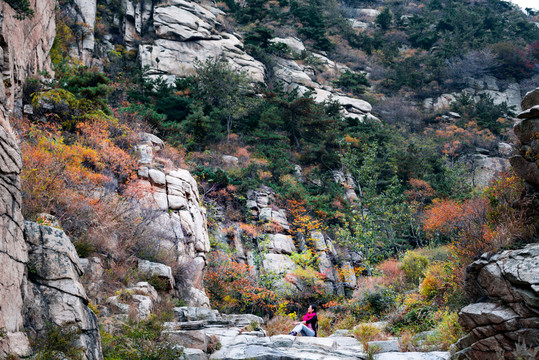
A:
264,315,296,336
353,323,389,345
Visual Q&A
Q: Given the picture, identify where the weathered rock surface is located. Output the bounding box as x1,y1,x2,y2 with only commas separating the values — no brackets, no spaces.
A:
333,170,359,202
138,259,176,290
107,281,160,320
0,0,56,356
451,243,539,360
0,114,29,358
423,78,522,113
509,87,539,234
209,333,450,360
134,134,211,305
269,36,306,53
521,88,539,112
64,0,97,64
120,0,265,82
375,353,450,360
266,234,296,254
23,222,103,360
0,0,55,111
470,155,510,188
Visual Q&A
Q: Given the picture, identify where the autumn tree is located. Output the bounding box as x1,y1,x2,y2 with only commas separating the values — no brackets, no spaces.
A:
422,171,527,266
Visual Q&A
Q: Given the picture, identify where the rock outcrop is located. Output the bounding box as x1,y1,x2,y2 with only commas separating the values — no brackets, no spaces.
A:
470,155,510,188
63,0,97,64
511,87,539,189
107,281,160,320
23,222,103,360
510,87,539,241
123,0,265,82
136,133,211,306
0,0,56,357
451,243,539,360
423,77,522,113
162,307,450,360
0,119,29,357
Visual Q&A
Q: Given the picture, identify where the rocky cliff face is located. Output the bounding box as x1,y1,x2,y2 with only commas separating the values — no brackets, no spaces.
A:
135,133,211,306
124,0,266,82
0,0,55,113
511,88,539,190
451,89,539,360
67,0,380,122
451,244,539,360
0,2,104,358
23,222,103,360
0,0,55,356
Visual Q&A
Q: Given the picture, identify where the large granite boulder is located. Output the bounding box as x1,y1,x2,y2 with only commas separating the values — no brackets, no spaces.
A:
451,243,539,360
423,80,522,113
23,222,103,360
138,259,176,290
470,155,510,188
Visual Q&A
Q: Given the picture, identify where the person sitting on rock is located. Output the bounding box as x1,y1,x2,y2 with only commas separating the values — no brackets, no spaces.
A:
289,305,318,337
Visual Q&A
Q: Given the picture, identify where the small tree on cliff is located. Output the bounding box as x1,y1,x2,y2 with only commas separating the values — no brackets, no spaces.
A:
5,0,34,19
193,57,255,140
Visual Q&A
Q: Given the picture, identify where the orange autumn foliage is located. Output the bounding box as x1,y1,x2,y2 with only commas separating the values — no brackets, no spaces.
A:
20,123,109,217
18,110,139,245
425,121,495,159
205,250,278,315
422,198,464,235
76,113,138,181
422,172,527,267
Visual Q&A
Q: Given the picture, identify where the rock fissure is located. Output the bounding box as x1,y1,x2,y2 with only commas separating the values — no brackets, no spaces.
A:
0,247,26,264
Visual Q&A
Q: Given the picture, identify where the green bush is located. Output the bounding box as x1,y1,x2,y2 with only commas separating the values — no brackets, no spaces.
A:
349,287,397,320
5,0,34,19
333,70,369,96
32,323,84,360
388,303,436,335
423,310,464,350
23,77,42,105
101,316,182,360
451,93,514,135
146,274,170,292
72,238,96,258
400,251,429,286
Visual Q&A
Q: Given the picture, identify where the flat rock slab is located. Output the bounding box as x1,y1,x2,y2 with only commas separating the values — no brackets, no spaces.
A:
374,352,450,360
210,344,302,360
368,339,399,352
293,336,340,349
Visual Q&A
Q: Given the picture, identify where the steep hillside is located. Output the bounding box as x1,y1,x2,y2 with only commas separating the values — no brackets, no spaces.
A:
0,0,538,359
